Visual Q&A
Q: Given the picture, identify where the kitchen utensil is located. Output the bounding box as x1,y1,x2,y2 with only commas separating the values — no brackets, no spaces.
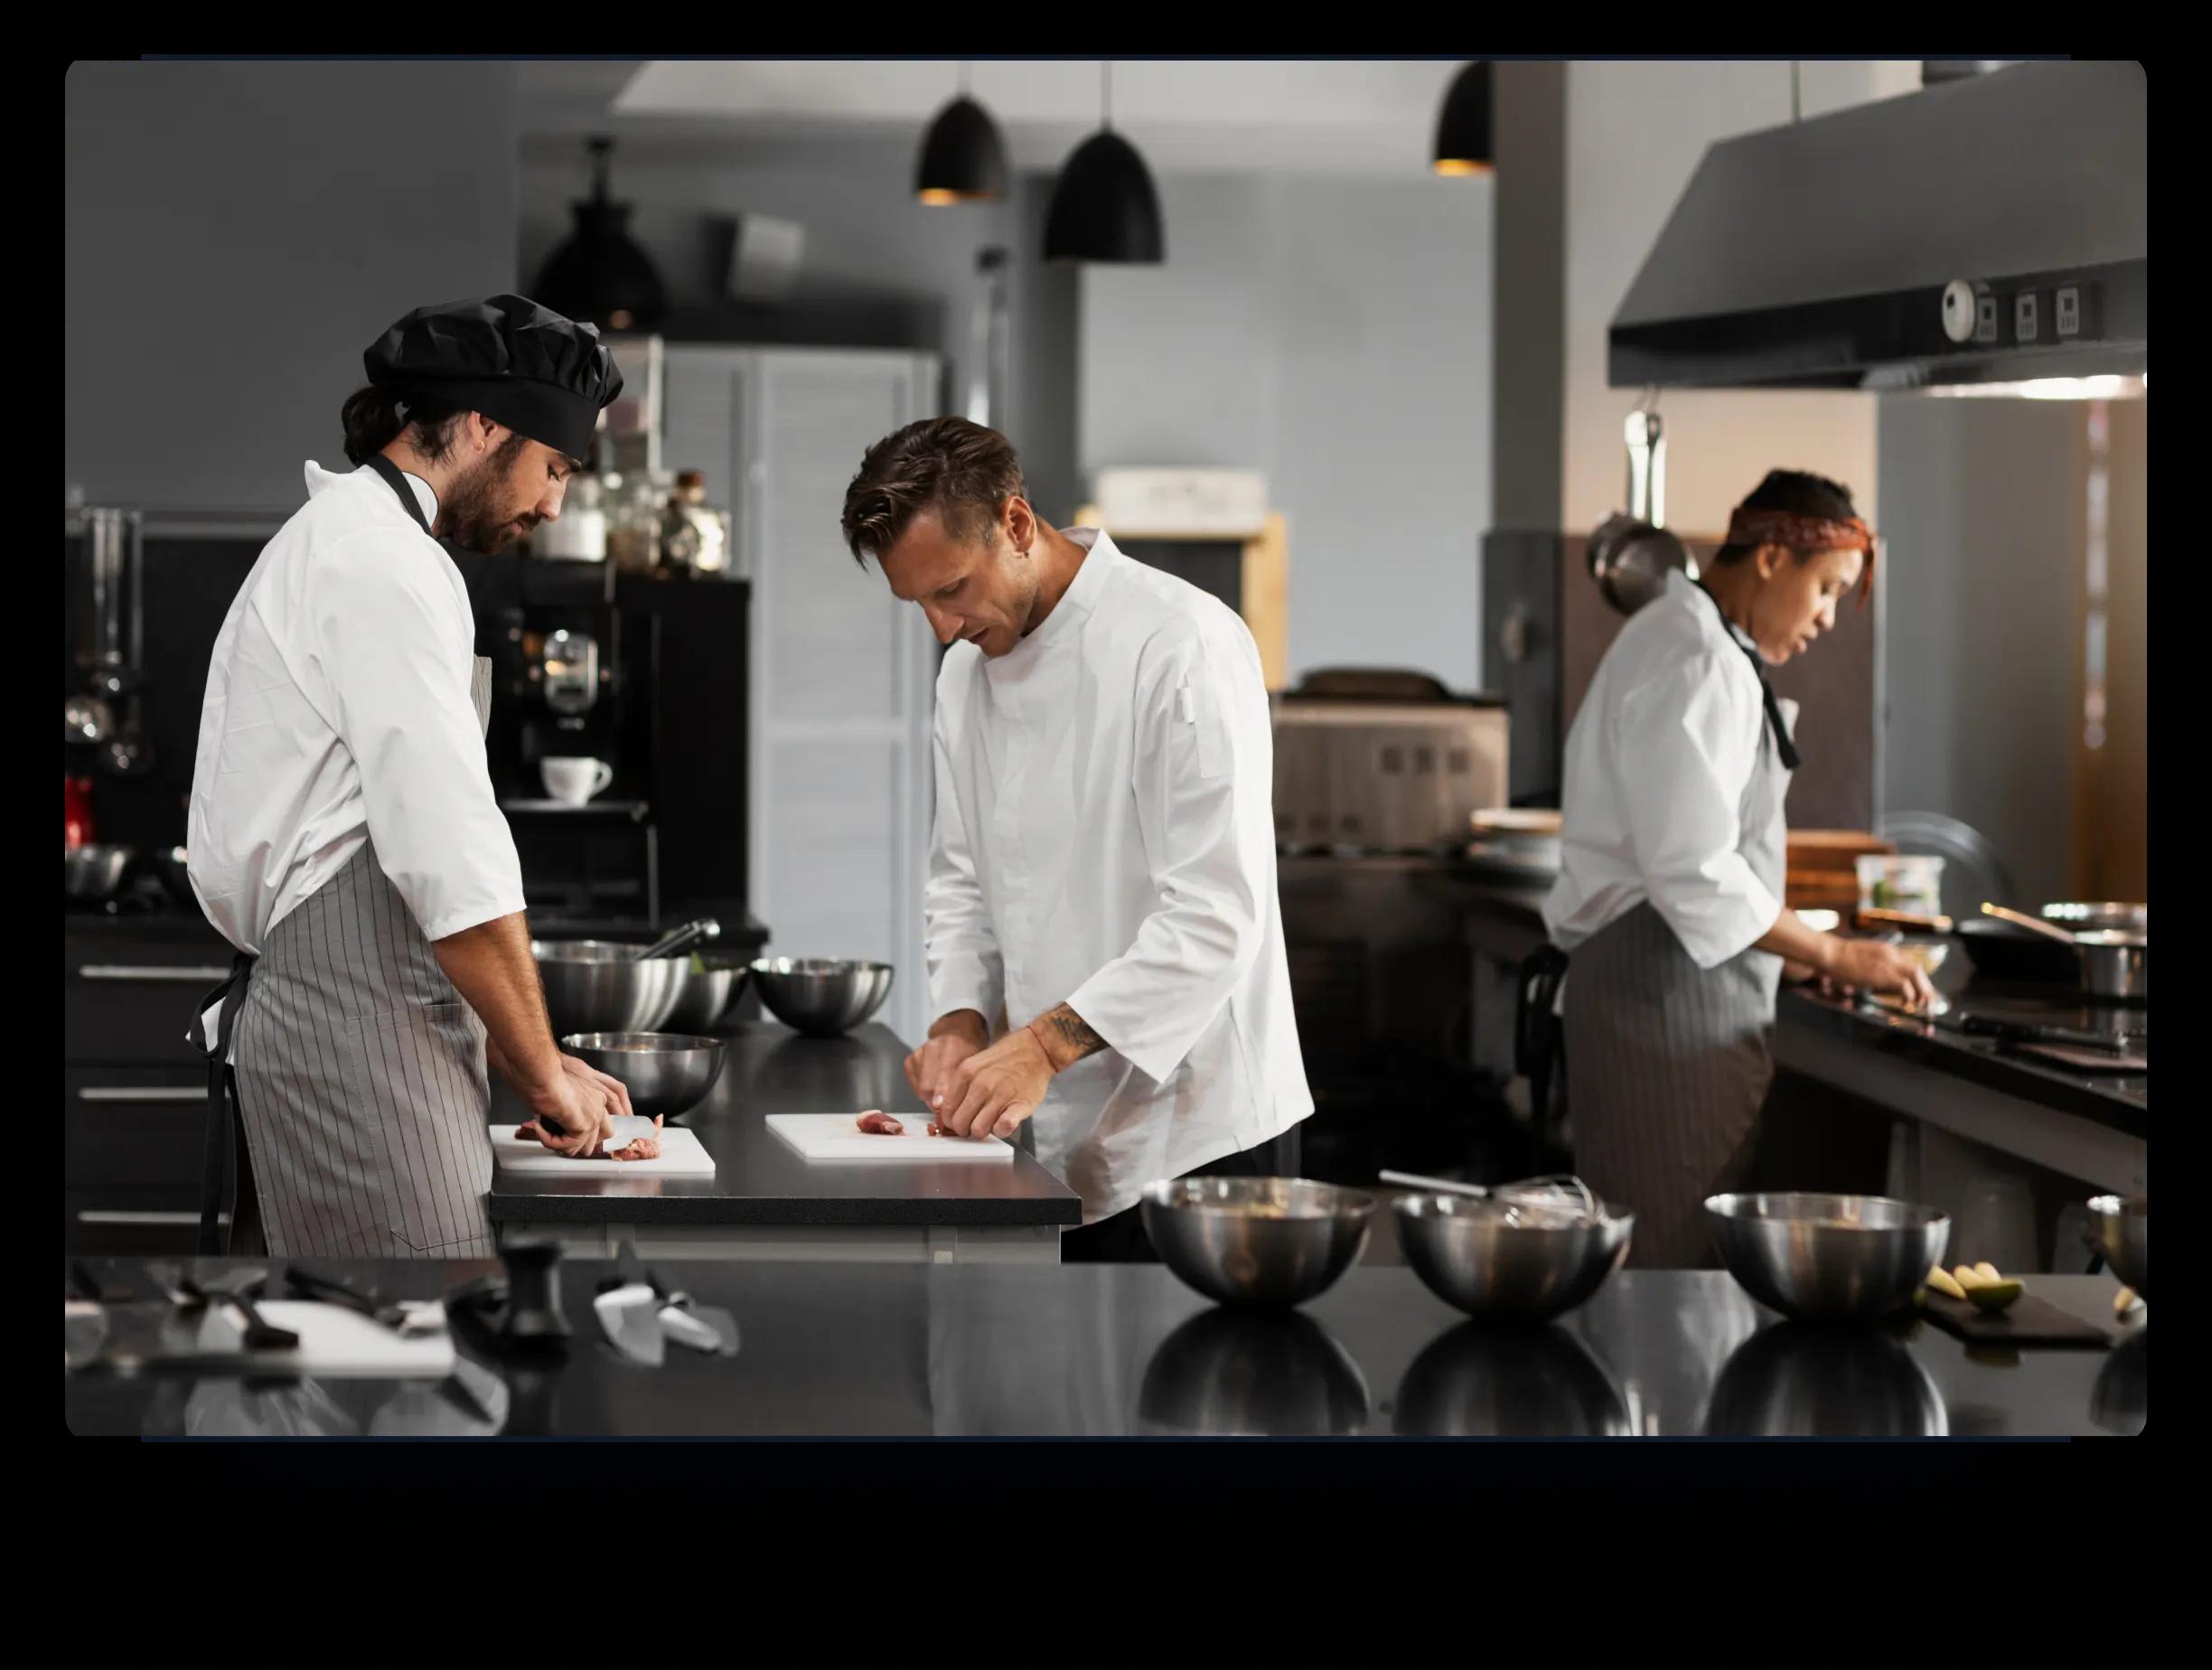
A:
497,1241,570,1344
1588,408,1697,616
1140,1177,1375,1309
764,1112,1014,1163
594,1281,667,1366
1950,917,2080,981
558,1031,726,1121
281,1264,444,1336
2041,901,2148,934
65,842,135,903
635,916,720,962
1137,1307,1372,1436
147,1264,301,1352
1916,1288,2115,1347
489,1121,717,1176
2084,1195,2146,1298
1982,904,2147,1002
1392,1320,1634,1437
1705,1192,1951,1323
1704,1322,1948,1436
605,1244,738,1357
750,957,895,1037
66,693,113,746
1379,1169,1603,1220
661,953,752,1033
1392,1191,1633,1323
530,939,686,1034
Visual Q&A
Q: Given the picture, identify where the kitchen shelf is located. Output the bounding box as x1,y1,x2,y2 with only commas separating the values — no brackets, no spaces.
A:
500,799,651,821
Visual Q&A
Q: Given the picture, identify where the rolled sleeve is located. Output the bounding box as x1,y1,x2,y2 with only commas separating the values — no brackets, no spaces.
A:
1066,621,1271,1084
1616,654,1781,970
923,714,1005,1026
312,532,526,941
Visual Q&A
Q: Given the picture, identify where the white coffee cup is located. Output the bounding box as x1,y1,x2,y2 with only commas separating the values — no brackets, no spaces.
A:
542,757,614,804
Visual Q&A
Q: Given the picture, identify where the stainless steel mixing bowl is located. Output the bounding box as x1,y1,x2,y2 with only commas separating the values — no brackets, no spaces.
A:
1136,1307,1372,1436
532,941,685,1036
2085,1194,2146,1298
1392,1321,1633,1437
661,954,753,1034
1704,1321,1948,1437
1706,1192,1951,1323
750,957,895,1037
1393,1193,1633,1324
558,1032,726,1121
1139,1177,1375,1309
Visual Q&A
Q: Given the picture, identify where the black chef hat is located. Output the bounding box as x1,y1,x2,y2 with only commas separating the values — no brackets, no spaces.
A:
363,294,624,463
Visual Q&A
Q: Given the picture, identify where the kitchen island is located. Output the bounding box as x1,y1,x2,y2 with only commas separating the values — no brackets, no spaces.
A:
62,1256,2144,1437
487,1021,1084,1264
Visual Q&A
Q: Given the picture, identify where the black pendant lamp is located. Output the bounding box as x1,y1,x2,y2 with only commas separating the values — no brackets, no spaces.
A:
1432,61,1495,176
916,63,1008,204
534,136,667,333
1044,62,1164,264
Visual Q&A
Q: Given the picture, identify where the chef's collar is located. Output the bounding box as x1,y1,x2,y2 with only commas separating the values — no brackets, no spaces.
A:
987,527,1120,675
1666,568,1757,653
398,469,438,526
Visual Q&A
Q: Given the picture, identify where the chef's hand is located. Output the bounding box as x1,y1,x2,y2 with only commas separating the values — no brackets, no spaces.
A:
1822,937,1940,1009
559,1053,634,1120
937,1026,1054,1140
906,1010,989,1114
526,1071,615,1159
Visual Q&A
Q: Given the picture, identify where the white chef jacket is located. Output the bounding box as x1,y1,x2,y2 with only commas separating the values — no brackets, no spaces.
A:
927,529,1313,1224
186,461,526,955
1542,568,1795,971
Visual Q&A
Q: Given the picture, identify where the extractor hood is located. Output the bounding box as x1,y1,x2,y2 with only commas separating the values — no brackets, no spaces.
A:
1609,61,2144,393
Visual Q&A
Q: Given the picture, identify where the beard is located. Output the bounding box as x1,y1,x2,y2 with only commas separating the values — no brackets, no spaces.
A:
438,437,534,554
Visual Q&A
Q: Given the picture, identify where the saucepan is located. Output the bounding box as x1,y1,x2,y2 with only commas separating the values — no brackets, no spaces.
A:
1982,904,2145,1004
1857,903,2146,1003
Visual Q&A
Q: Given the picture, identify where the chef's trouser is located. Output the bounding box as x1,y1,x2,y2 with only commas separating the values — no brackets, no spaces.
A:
1059,1127,1306,1264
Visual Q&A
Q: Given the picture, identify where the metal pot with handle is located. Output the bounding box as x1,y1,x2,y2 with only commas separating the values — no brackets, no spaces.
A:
1862,903,2147,1003
1589,407,1698,615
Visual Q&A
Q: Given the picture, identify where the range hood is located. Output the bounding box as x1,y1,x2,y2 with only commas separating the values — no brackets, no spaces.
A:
1609,61,2145,392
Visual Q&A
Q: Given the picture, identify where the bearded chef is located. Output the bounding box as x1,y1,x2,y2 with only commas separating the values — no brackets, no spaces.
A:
185,294,643,1260
1537,469,1936,1268
840,418,1314,1261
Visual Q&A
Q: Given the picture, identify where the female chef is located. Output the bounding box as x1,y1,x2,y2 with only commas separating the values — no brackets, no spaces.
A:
1539,468,1936,1268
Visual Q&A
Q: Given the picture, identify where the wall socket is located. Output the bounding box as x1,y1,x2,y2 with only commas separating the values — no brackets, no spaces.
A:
2014,291,2041,343
2055,286,2083,338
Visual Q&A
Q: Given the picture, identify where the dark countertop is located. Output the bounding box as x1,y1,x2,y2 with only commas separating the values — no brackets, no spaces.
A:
62,1258,2145,1438
486,1022,1083,1228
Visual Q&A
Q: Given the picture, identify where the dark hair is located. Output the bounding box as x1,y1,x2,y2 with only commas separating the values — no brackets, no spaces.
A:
839,417,1028,567
340,384,473,467
1709,468,1861,568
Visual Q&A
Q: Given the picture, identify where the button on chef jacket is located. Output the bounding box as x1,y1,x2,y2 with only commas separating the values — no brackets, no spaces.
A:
187,462,526,955
1542,568,1797,970
927,529,1314,1224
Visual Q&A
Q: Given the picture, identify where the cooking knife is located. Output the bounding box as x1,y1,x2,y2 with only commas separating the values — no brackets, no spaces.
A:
530,1112,659,1154
1862,993,2137,1051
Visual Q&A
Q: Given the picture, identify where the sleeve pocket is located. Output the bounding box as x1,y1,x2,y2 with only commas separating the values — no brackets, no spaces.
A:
1177,674,1233,781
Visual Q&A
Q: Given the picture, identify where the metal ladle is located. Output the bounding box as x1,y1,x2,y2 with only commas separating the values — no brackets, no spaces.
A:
1981,902,2088,946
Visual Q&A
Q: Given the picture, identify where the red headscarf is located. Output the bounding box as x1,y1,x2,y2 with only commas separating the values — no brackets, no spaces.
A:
1723,507,1879,605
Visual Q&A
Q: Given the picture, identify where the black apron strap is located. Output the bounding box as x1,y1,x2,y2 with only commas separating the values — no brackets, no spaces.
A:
1693,581,1800,770
362,453,435,535
1515,943,1572,1134
187,951,256,1255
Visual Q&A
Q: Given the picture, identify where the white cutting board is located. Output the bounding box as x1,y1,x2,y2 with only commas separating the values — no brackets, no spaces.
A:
766,1112,1016,1164
488,1123,717,1177
182,1302,456,1378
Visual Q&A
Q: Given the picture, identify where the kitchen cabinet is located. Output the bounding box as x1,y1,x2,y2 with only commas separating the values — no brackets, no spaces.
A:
663,346,943,1045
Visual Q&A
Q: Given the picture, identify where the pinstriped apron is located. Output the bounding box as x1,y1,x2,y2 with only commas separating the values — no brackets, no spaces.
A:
192,455,500,1258
1559,663,1793,1271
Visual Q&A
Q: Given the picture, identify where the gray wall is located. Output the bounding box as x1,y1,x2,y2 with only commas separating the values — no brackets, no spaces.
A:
1877,398,2085,903
1489,62,1566,533
517,136,1082,523
1079,174,1494,694
66,62,520,511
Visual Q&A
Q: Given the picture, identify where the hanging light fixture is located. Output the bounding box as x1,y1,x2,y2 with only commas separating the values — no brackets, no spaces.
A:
1431,61,1495,176
916,62,1009,204
1044,61,1164,264
534,136,667,333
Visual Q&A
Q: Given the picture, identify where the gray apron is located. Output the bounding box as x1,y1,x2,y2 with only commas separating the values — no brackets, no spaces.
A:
1560,625,1795,1271
192,455,500,1258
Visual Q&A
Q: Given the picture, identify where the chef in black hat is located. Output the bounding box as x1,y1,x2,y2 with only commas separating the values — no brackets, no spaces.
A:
185,295,643,1260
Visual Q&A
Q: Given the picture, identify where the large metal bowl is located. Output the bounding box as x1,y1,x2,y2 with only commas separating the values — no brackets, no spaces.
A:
65,843,136,902
1136,1307,1372,1436
1392,1321,1633,1437
532,941,685,1036
1704,1322,1947,1437
1706,1192,1951,1324
661,954,754,1034
1393,1193,1634,1323
558,1032,726,1121
750,957,895,1037
1139,1177,1375,1309
2085,1195,2146,1298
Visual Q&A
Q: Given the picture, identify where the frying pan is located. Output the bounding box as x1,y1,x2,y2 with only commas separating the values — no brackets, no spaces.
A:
1589,408,1697,615
1856,905,2146,1001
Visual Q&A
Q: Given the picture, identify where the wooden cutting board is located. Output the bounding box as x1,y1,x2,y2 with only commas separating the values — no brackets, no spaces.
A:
1917,1290,2116,1347
488,1124,717,1177
766,1112,1016,1164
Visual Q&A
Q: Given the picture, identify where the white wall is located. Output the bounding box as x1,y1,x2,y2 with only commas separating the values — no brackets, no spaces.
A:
1561,61,1922,534
66,62,520,511
1079,174,1494,694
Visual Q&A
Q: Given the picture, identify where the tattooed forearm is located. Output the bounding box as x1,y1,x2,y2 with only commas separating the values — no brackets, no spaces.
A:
1031,1002,1109,1069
